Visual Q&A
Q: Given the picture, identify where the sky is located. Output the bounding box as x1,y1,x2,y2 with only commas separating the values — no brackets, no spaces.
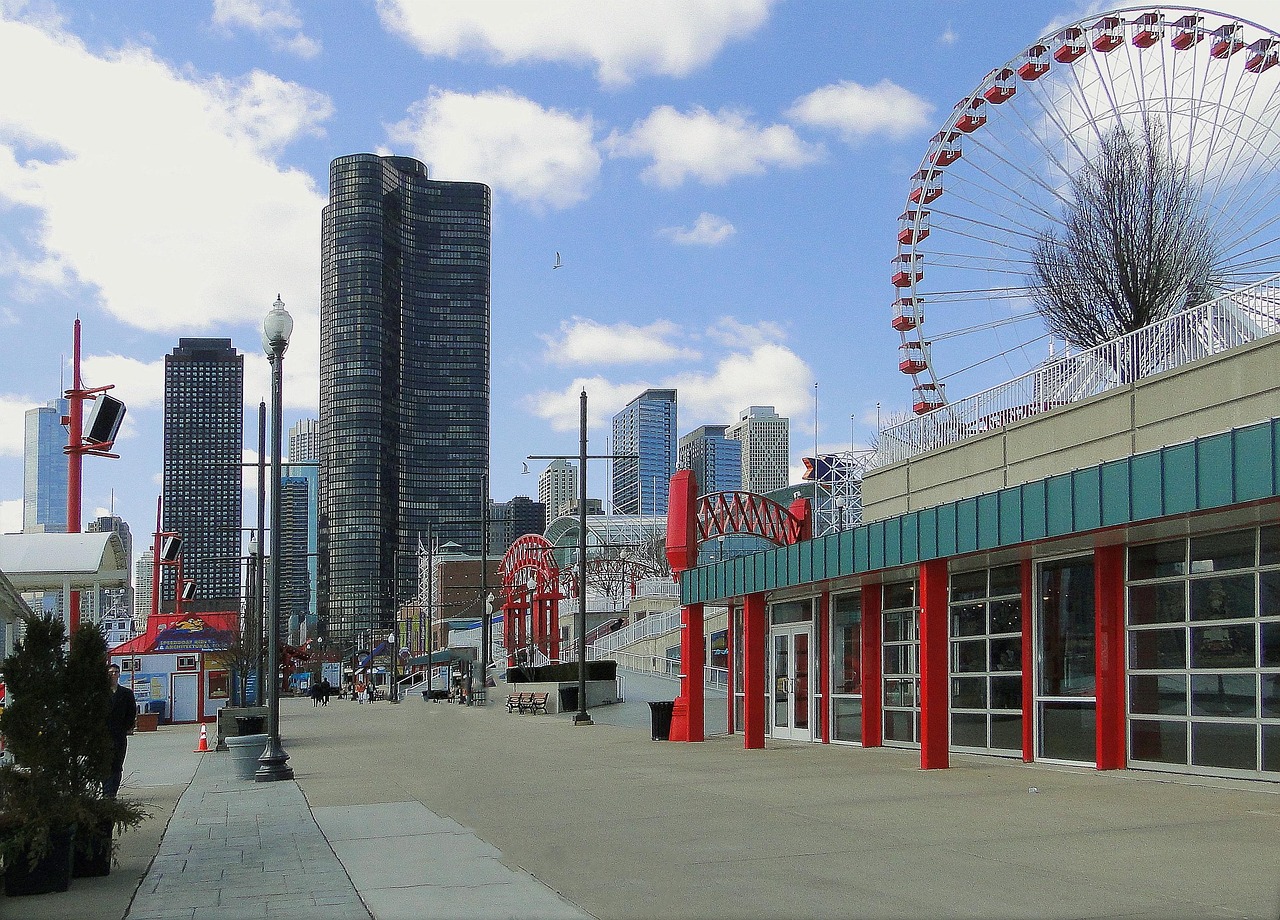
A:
0,0,1277,555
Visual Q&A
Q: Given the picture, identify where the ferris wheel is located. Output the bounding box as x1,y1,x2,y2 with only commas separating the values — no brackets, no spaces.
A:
892,6,1280,413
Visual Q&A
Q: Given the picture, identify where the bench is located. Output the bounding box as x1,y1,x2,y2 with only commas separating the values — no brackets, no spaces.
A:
520,692,549,714
505,692,531,713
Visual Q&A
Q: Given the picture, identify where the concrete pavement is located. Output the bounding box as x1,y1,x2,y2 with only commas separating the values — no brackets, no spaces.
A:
17,672,1280,919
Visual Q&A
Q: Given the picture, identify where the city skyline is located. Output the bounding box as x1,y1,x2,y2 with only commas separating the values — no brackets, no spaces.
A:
0,1,1276,550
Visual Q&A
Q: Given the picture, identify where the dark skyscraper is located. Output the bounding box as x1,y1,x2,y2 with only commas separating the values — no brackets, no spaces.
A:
162,338,244,610
319,154,491,645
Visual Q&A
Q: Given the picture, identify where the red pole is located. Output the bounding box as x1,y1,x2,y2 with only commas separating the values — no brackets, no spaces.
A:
151,496,162,628
66,319,83,632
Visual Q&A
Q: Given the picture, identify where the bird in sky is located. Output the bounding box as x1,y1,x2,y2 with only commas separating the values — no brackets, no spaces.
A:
521,461,530,474
553,252,562,269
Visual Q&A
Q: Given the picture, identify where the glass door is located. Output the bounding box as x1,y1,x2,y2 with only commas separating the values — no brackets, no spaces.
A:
769,624,813,741
1036,555,1097,764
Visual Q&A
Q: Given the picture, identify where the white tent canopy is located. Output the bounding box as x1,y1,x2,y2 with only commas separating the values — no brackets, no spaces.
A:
0,532,128,619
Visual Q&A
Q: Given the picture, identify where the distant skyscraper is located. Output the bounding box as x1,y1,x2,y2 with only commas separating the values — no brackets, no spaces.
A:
86,514,133,618
288,418,318,463
162,338,244,609
538,459,576,521
135,548,154,629
488,495,547,555
319,153,491,645
23,398,68,533
611,389,677,515
678,425,742,496
279,475,311,642
728,406,790,494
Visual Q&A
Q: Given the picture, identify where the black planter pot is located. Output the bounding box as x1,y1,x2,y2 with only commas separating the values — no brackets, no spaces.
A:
72,818,114,878
3,824,75,897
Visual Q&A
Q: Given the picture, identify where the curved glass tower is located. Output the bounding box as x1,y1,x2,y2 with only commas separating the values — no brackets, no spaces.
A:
319,154,491,646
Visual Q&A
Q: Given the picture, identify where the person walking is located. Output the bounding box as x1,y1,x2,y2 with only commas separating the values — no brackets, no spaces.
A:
105,664,136,798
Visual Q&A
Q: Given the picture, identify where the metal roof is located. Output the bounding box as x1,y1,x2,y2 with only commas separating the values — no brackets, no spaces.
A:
0,531,128,591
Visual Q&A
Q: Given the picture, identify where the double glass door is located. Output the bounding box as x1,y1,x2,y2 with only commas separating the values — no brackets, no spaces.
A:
770,624,813,741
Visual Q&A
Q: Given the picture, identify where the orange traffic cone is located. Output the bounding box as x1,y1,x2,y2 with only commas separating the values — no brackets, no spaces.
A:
193,723,209,753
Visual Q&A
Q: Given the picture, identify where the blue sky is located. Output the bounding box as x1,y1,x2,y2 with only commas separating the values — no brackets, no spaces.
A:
0,0,1276,552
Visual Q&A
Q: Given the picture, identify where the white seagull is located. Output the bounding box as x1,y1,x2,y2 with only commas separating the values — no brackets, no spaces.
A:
553,252,562,270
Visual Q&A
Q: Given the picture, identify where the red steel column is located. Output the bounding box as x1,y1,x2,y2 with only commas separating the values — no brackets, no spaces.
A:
861,584,882,747
919,559,950,770
1095,544,1127,770
679,602,705,742
66,319,83,632
725,602,736,735
743,591,766,750
818,591,830,744
550,594,561,661
1020,559,1035,762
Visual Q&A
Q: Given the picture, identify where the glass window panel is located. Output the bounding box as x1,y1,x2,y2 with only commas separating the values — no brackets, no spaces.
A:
1129,674,1187,715
772,600,812,625
1191,721,1258,771
1190,624,1256,669
950,570,987,602
1130,628,1186,670
1039,701,1097,762
950,677,986,709
1191,674,1257,717
990,714,1022,751
989,598,1021,635
1129,583,1186,626
1262,526,1279,567
989,564,1021,598
1129,540,1186,580
883,611,913,643
832,697,862,743
1264,725,1280,774
1262,572,1279,618
950,603,985,637
831,600,862,695
884,709,915,743
1130,719,1188,765
990,676,1022,710
951,712,986,747
884,678,913,708
990,637,1021,672
1263,675,1280,718
883,644,908,676
1190,530,1256,573
952,640,986,673
1190,575,1255,622
1262,623,1280,669
883,582,916,611
1038,558,1096,698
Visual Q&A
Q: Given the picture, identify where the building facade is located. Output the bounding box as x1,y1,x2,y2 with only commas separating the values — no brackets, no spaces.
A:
23,398,68,533
538,459,577,521
135,548,154,630
162,339,244,610
319,153,491,646
612,389,677,516
288,418,319,463
488,496,547,555
281,462,319,642
677,424,742,496
86,514,133,619
727,406,789,494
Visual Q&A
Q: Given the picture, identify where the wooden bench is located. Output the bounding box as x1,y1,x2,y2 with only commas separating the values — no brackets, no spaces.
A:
520,692,549,714
506,692,532,713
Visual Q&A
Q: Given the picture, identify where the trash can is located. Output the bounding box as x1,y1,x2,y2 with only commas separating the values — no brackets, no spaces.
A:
146,700,167,724
234,715,266,736
224,734,267,781
649,700,675,741
558,686,578,712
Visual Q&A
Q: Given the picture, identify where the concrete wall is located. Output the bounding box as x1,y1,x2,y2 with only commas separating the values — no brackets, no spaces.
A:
864,336,1280,520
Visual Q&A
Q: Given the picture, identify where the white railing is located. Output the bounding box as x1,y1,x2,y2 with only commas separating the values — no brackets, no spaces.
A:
591,606,683,653
874,276,1280,466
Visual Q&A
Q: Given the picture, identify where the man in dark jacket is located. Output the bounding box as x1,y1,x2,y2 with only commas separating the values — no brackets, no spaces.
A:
105,664,136,798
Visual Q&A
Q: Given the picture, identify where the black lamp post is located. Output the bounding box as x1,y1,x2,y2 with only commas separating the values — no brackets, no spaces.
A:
257,295,294,782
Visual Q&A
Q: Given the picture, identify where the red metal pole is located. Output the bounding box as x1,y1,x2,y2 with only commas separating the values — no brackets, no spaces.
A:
1094,545,1127,770
151,496,162,628
919,558,949,770
743,591,766,750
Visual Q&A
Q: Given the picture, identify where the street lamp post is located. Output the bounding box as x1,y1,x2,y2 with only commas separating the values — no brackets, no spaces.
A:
387,631,397,703
257,295,294,782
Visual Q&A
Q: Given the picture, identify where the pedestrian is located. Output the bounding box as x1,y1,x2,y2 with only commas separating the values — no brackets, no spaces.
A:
105,663,136,798
365,681,376,704
355,678,365,703
319,677,332,706
309,682,321,706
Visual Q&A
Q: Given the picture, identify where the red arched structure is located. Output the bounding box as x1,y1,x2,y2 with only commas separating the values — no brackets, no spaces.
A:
498,534,562,666
663,469,812,744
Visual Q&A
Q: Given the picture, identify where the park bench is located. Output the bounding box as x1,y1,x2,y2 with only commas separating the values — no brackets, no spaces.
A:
506,692,532,713
521,692,549,714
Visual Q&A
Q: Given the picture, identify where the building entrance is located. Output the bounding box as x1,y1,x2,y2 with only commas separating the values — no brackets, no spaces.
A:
1035,555,1097,764
769,624,813,741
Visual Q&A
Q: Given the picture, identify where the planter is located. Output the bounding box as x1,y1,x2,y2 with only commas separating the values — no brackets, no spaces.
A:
3,824,75,897
135,712,159,732
72,817,114,878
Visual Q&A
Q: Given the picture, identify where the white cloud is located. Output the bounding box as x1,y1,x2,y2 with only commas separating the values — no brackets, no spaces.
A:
81,354,164,409
212,0,322,58
388,88,600,210
0,393,39,456
375,0,778,87
606,106,822,187
787,80,934,144
704,317,787,349
659,212,735,246
0,498,20,533
524,376,646,433
938,24,958,45
542,318,700,365
0,15,327,408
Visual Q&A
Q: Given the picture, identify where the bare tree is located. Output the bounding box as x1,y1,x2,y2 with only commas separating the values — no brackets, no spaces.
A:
1030,123,1218,350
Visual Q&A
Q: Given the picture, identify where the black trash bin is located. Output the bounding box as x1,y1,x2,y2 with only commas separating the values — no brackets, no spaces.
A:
649,700,675,741
146,700,167,724
234,715,266,736
558,686,578,712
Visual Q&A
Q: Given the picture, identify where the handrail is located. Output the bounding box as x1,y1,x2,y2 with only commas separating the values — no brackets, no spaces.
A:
874,276,1280,466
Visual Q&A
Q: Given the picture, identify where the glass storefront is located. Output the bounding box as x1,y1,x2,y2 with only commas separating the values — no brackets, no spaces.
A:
1036,556,1097,763
830,592,862,744
1127,525,1280,778
882,580,920,746
949,564,1023,755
